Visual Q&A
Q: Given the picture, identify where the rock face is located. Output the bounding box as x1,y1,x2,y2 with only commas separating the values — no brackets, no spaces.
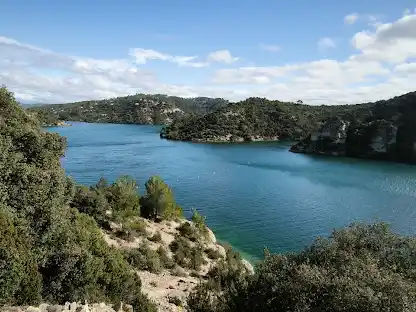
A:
290,118,416,162
291,118,349,156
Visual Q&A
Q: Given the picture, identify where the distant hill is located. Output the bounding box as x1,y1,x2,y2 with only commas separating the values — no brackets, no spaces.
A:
27,94,229,125
160,97,373,142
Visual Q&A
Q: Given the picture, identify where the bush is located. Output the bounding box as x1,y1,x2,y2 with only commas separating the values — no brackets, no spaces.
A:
188,223,416,312
125,219,148,236
157,246,175,269
170,266,188,277
148,231,162,243
178,222,200,242
0,206,42,306
191,209,206,232
168,296,182,306
124,243,162,273
170,236,205,270
114,228,136,242
205,248,221,260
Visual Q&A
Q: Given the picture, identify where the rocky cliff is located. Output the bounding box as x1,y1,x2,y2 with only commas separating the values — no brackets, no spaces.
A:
290,91,416,163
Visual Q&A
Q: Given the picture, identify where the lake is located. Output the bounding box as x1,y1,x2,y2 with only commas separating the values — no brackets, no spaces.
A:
48,122,416,261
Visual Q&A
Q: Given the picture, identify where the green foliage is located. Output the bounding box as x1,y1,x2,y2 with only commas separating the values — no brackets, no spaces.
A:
205,248,221,260
148,231,162,243
124,243,162,273
170,235,206,270
157,246,175,269
0,205,42,306
124,218,148,236
191,208,206,232
0,86,155,311
188,223,416,312
106,176,141,221
140,176,183,220
71,176,141,224
177,222,200,242
161,96,375,142
168,296,182,306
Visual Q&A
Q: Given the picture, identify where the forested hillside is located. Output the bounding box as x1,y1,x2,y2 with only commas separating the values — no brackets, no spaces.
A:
27,94,228,125
160,97,373,142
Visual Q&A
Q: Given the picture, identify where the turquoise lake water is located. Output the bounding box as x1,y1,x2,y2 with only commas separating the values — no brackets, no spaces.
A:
48,122,416,261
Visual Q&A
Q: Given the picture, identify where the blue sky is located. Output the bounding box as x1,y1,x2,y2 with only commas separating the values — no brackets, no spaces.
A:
0,0,415,104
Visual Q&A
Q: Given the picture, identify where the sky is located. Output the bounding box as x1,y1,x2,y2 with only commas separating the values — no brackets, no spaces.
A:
1,0,415,105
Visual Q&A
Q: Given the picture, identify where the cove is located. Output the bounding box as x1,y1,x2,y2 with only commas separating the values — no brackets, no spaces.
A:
47,122,416,261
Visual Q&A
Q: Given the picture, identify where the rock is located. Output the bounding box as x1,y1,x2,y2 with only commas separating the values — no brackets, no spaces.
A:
69,303,77,312
206,227,216,244
242,259,255,275
47,305,63,312
122,304,133,312
39,304,49,312
216,245,226,259
108,221,121,232
27,307,40,312
1,307,24,312
63,303,70,312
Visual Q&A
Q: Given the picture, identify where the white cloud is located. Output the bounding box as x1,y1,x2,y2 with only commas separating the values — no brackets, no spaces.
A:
259,44,281,52
129,48,208,68
344,13,359,25
350,14,416,63
318,37,336,50
0,13,415,105
207,50,239,64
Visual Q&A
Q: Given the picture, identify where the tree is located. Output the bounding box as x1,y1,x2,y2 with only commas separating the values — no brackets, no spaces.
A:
0,86,156,311
140,176,182,220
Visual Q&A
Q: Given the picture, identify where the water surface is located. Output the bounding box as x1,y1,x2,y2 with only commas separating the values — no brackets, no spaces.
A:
49,122,416,261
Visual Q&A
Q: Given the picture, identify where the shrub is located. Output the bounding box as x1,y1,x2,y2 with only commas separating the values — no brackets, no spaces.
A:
124,243,162,273
170,236,205,270
125,219,148,236
114,228,136,242
170,266,188,277
190,271,200,278
157,246,175,269
205,248,221,260
0,206,42,306
148,231,162,243
188,223,416,312
178,222,200,242
168,296,182,306
70,185,109,224
191,209,206,232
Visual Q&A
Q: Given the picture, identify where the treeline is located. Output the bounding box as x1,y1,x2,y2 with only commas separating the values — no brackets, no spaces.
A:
161,97,374,142
27,94,228,125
